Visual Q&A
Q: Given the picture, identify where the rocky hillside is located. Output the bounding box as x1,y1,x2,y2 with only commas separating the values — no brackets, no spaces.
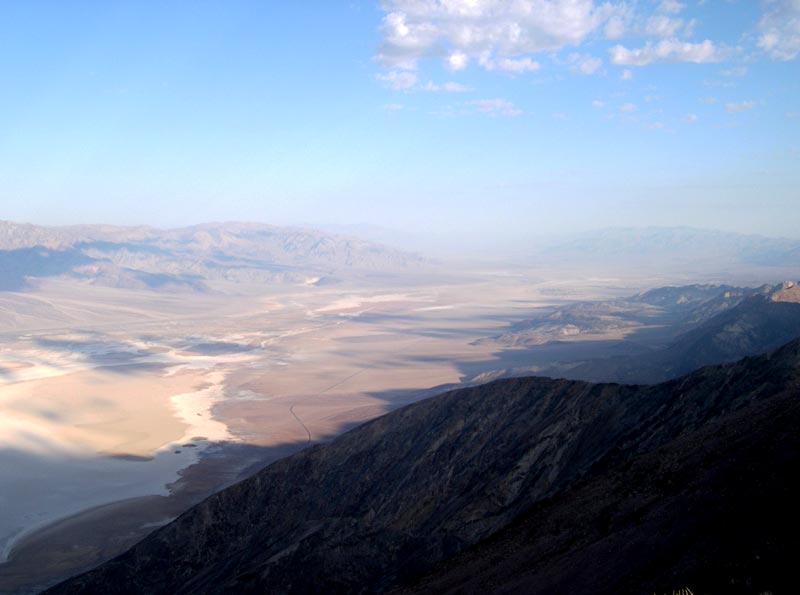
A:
560,281,800,383
45,338,800,594
397,353,800,595
0,220,427,291
481,283,750,348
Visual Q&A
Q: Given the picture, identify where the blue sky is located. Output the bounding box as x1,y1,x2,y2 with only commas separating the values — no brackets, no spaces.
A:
0,1,798,240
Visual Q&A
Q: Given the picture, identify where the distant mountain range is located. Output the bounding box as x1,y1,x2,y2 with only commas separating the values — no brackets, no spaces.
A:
0,220,427,292
532,226,800,272
45,337,800,594
2,222,796,292
295,225,800,267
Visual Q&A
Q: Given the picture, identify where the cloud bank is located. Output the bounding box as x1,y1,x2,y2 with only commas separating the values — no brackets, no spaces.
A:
377,0,624,71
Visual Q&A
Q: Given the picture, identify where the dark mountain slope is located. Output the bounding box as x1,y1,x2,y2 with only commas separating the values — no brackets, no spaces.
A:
46,338,800,595
397,360,800,595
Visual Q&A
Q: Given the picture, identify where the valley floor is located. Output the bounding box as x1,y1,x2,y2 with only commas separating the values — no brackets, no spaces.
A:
0,267,765,594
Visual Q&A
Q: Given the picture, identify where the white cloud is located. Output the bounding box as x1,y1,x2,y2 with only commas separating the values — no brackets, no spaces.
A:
720,66,747,77
645,15,685,38
658,0,685,14
786,111,800,118
725,100,756,114
684,113,698,122
758,0,800,60
567,52,603,74
376,11,439,70
376,70,418,90
591,99,605,107
620,68,633,80
448,50,469,70
604,15,627,39
620,102,637,112
703,78,734,88
609,1,694,40
609,38,724,65
383,103,405,111
376,70,471,93
377,0,629,71
421,80,473,92
603,3,634,39
479,55,541,73
642,121,665,130
470,98,523,117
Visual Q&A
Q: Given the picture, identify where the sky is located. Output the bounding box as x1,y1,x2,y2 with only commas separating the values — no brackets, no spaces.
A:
0,0,798,241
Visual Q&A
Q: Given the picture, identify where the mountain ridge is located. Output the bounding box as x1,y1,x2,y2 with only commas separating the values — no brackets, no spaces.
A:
0,220,427,292
557,281,800,384
395,367,799,594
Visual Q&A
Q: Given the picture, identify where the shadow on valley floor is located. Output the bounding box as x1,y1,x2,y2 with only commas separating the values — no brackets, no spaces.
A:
357,343,632,412
0,438,314,595
1,334,266,381
73,241,171,256
32,335,256,363
442,340,654,384
350,311,548,342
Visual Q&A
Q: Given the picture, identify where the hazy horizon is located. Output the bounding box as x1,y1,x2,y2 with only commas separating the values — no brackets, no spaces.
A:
4,217,800,262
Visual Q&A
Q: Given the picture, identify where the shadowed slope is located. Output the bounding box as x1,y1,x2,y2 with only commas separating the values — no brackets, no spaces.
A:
396,370,799,595
562,282,800,384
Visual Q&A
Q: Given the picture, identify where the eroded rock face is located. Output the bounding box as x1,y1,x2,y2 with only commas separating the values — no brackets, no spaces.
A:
770,280,800,303
555,283,800,384
45,339,800,595
480,283,751,349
